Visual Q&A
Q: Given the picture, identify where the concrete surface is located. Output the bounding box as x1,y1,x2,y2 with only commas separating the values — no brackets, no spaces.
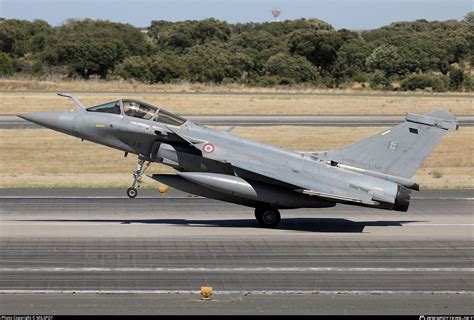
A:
0,188,472,314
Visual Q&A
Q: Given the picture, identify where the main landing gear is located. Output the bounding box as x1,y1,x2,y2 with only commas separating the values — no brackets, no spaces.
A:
254,206,281,228
127,158,151,198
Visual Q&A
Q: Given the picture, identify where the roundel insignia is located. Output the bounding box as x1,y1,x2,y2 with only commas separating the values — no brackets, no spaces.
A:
202,143,215,154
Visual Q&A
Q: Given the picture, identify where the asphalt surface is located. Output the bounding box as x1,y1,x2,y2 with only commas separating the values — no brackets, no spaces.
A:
0,188,473,314
2,293,472,315
2,114,473,128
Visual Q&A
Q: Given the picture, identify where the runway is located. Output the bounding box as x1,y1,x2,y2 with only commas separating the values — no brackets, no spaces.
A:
0,188,473,314
2,114,473,128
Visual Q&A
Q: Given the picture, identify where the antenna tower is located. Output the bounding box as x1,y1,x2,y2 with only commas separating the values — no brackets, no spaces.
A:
271,8,281,22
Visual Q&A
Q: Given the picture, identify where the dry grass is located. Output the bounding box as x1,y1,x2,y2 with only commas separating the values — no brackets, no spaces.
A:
3,78,474,95
0,126,471,189
0,91,472,116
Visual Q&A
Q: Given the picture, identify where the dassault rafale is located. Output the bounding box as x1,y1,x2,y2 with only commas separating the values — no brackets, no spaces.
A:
19,93,459,227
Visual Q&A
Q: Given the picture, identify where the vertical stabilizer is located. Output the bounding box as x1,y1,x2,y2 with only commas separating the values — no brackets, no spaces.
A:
317,109,459,178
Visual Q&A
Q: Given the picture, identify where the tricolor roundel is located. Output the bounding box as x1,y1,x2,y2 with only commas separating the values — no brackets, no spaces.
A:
202,143,215,154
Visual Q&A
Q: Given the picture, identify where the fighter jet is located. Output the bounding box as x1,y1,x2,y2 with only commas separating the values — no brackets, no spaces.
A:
19,93,459,227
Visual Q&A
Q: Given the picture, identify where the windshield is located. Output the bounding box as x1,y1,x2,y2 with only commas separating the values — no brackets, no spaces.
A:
87,101,121,115
154,109,186,126
123,100,157,120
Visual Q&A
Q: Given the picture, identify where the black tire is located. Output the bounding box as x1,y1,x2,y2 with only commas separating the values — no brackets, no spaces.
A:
254,206,280,228
127,187,138,198
254,207,264,222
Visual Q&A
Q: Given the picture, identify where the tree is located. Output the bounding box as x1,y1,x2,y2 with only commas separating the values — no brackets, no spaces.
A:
366,45,406,76
50,38,126,79
117,53,188,83
0,16,471,88
28,20,54,53
465,12,474,26
228,30,283,79
147,20,174,41
44,19,150,78
235,18,333,37
192,19,232,44
264,53,319,84
465,12,474,66
148,54,188,83
150,19,232,52
442,33,470,64
333,38,374,79
229,31,279,51
362,18,471,64
287,30,343,74
184,44,252,82
155,22,198,52
389,36,447,73
0,19,53,57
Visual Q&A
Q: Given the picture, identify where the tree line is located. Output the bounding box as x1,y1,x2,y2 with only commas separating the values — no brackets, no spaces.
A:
0,13,473,91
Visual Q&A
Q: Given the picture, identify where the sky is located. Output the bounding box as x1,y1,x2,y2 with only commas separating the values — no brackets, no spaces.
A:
0,0,472,30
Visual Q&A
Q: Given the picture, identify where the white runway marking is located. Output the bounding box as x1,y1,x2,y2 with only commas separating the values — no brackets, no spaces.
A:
0,196,472,200
0,196,193,199
0,290,472,295
413,197,474,200
407,224,474,226
1,267,472,272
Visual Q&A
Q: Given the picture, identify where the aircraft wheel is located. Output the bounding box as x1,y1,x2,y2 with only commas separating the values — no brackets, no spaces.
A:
127,187,138,198
255,206,280,228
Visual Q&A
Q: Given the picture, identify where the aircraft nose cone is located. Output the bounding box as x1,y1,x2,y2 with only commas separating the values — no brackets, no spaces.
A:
18,111,75,134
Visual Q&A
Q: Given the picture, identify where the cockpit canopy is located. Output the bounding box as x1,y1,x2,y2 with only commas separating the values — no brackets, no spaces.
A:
123,100,156,120
86,99,186,126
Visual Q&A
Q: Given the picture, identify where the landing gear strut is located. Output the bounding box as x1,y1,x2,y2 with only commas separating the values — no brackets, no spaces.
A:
254,206,281,228
127,158,150,198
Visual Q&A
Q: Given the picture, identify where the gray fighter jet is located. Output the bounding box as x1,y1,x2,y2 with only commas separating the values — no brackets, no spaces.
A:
19,93,459,227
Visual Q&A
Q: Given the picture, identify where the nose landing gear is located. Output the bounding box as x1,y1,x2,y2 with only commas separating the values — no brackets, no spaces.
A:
127,158,150,198
126,187,138,198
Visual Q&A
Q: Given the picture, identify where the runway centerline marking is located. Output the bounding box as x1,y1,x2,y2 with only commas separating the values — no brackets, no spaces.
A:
1,267,472,272
0,290,472,295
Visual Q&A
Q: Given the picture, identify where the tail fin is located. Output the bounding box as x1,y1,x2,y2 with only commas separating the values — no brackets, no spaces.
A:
317,109,459,178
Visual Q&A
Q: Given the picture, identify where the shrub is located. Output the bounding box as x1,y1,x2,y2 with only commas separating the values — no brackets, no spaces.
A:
352,73,368,83
0,52,14,75
400,74,449,92
448,67,466,90
462,75,474,91
115,56,151,82
369,70,391,89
